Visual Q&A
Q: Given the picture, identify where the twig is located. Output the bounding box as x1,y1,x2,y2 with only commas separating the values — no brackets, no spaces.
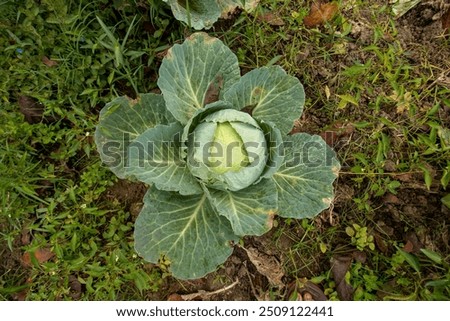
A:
180,278,240,301
244,261,261,301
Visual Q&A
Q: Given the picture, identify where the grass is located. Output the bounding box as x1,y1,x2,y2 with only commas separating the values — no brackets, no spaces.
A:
1,0,449,300
0,0,176,300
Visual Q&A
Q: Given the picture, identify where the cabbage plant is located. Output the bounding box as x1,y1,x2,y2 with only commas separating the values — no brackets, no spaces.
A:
95,32,340,279
163,0,259,30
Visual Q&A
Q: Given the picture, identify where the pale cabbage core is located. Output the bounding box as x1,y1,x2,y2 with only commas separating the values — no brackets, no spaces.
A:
188,109,267,191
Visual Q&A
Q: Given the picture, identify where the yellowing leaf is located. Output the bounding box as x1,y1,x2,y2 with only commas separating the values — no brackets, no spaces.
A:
345,226,355,237
324,85,331,100
337,94,358,109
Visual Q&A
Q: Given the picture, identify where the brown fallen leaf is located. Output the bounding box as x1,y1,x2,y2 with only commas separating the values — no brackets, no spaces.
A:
18,95,44,124
304,1,339,28
403,240,414,253
319,131,338,147
404,232,423,253
167,293,184,301
21,228,31,246
13,290,28,301
22,248,54,267
69,275,82,299
352,250,367,264
12,278,32,301
384,193,400,204
319,122,354,147
396,173,414,182
258,12,285,26
286,279,328,301
374,233,389,254
331,255,353,300
376,220,394,236
243,246,284,288
42,56,58,67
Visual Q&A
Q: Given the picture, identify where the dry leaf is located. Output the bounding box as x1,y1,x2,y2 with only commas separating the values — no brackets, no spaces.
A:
22,248,54,267
258,12,285,26
396,173,414,182
12,278,32,301
304,1,339,28
352,250,367,264
376,221,394,236
286,279,327,301
404,232,423,253
21,228,31,246
69,275,82,299
319,122,354,147
319,131,338,147
13,290,28,301
167,293,184,301
331,255,353,300
384,193,400,204
403,240,414,253
243,247,284,287
18,95,44,124
42,56,58,67
374,233,389,254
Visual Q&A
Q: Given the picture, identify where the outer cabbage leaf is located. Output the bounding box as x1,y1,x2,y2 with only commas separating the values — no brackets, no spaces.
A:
256,120,284,182
94,94,175,179
390,0,421,18
127,122,203,195
272,133,340,218
163,0,220,30
181,101,236,142
134,188,238,279
158,33,240,124
163,1,260,30
218,0,259,18
207,179,277,236
223,66,305,135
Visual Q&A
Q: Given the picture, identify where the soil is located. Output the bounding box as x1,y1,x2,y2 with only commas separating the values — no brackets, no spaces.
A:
104,179,147,218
